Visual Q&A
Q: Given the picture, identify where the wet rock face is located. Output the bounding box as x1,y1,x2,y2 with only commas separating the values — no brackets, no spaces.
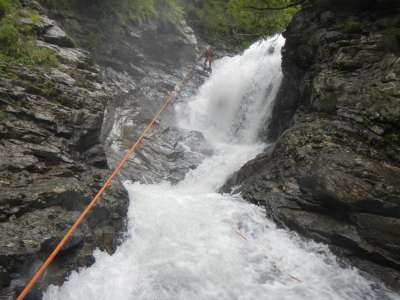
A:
0,0,204,296
110,125,213,184
0,7,129,298
100,28,205,184
43,2,204,185
0,1,202,297
229,0,400,291
102,64,212,184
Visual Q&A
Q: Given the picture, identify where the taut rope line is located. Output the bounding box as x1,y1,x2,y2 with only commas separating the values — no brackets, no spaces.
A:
17,64,197,300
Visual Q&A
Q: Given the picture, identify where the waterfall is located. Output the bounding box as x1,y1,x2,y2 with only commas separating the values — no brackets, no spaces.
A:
177,37,283,144
44,36,398,300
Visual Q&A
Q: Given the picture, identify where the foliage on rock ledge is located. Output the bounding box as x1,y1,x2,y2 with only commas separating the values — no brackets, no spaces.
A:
0,0,58,66
38,0,298,47
181,0,299,47
40,0,184,24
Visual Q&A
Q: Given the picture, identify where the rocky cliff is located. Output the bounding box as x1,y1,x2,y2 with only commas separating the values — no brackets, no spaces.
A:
43,1,210,185
226,0,400,291
0,5,130,299
0,0,200,298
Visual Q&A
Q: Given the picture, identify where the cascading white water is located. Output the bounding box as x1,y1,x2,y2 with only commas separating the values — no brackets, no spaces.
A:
44,36,399,300
177,36,282,144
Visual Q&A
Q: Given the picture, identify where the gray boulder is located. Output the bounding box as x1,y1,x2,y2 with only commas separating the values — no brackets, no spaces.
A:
43,25,75,48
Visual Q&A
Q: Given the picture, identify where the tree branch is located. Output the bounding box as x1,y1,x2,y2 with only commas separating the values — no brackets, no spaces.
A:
245,0,306,11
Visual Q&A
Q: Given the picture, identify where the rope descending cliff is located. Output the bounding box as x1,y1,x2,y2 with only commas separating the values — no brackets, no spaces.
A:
17,64,197,300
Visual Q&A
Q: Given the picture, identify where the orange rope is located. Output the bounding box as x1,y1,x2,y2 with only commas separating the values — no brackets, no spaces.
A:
17,65,196,300
235,230,248,241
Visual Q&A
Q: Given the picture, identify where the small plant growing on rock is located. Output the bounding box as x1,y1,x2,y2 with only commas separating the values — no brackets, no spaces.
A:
0,0,12,18
0,110,7,121
343,17,362,34
0,0,58,67
0,22,18,49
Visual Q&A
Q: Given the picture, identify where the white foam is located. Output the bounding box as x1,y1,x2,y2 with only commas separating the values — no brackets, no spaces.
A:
44,36,399,300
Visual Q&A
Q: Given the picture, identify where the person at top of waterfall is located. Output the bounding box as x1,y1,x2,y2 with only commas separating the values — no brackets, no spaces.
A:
202,46,214,72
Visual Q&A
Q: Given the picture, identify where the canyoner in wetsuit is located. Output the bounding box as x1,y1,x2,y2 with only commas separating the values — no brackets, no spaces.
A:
202,47,214,72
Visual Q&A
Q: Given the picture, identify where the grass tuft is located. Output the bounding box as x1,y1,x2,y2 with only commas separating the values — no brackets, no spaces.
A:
0,0,58,67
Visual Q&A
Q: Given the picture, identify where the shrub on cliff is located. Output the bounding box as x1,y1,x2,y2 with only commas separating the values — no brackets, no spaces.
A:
0,23,18,47
0,0,12,18
40,0,183,24
0,1,58,66
181,0,299,46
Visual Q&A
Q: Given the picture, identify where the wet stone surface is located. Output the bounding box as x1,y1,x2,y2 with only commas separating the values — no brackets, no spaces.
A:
227,0,400,291
0,0,204,297
0,6,129,299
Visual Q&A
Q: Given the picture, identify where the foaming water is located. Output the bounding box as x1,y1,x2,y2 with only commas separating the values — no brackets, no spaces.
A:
44,36,399,300
177,37,283,144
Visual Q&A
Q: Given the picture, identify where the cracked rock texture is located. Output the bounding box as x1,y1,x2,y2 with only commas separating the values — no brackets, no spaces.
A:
0,13,128,300
44,1,208,185
225,0,400,291
0,0,201,297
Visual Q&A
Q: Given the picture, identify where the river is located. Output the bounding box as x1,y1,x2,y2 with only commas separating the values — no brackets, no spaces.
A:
44,36,398,300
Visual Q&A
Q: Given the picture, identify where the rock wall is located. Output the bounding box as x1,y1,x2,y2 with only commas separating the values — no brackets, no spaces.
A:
0,0,201,298
43,2,208,185
0,5,129,298
227,0,400,291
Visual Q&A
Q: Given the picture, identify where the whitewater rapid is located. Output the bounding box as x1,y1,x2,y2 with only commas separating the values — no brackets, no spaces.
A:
44,36,398,300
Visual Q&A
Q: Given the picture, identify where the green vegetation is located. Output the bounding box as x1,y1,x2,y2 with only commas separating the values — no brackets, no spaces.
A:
40,0,183,24
385,131,400,145
181,0,299,46
39,80,59,98
40,0,298,47
0,0,298,66
0,110,7,121
0,0,58,67
385,26,400,41
0,0,12,18
343,17,362,34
